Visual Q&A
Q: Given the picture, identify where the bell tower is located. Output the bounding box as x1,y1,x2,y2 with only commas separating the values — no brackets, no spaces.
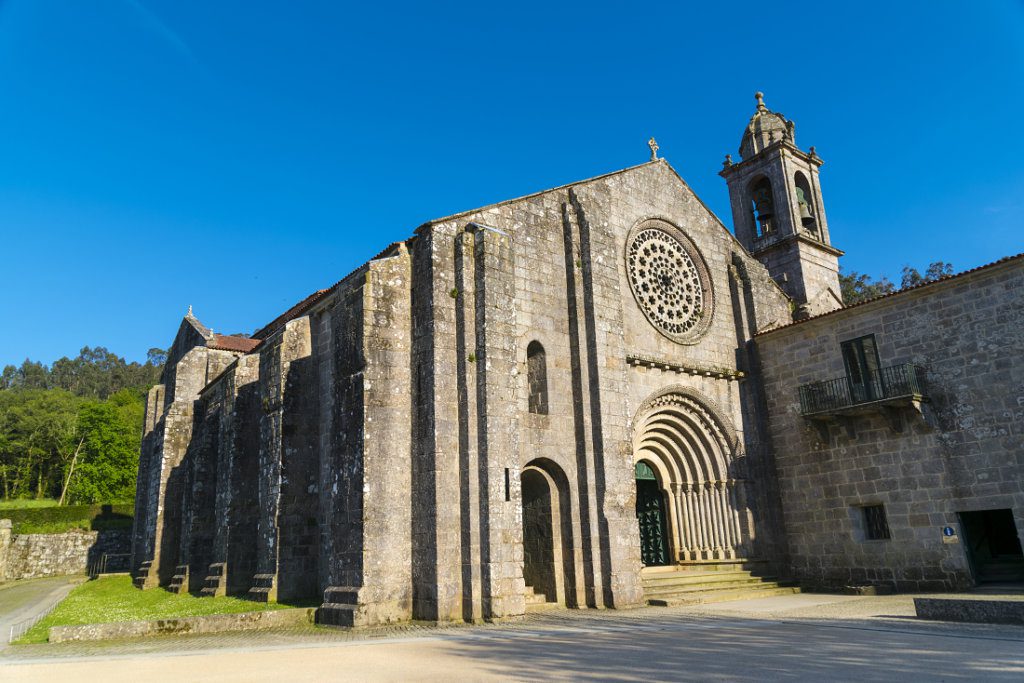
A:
720,92,843,317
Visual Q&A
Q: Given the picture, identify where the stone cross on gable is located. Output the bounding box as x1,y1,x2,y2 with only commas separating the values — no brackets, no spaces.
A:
648,137,659,161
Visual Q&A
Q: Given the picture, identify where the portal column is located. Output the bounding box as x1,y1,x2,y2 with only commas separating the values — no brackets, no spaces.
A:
697,483,712,560
728,480,745,557
707,482,724,559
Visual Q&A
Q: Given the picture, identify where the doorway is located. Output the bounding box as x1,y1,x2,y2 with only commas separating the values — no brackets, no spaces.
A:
841,334,882,403
521,468,557,603
959,509,1024,584
635,461,670,567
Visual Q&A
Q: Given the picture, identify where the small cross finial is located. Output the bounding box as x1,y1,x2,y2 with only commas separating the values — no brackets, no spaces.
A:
755,91,766,110
187,305,193,317
648,137,659,161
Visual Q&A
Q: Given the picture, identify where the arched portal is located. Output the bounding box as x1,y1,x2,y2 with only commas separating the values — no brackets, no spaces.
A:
520,459,578,606
633,390,748,562
635,461,670,567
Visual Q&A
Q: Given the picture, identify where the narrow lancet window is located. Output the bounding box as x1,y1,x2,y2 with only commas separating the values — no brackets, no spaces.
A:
527,341,548,415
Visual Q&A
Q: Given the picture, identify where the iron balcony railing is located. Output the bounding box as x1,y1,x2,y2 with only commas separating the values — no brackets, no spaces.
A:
798,363,926,416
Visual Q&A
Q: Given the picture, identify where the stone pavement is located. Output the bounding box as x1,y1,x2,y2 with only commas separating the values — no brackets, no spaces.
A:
1,592,1023,681
0,576,80,648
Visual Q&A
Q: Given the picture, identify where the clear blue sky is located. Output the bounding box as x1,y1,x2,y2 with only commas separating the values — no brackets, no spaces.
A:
1,1,1022,367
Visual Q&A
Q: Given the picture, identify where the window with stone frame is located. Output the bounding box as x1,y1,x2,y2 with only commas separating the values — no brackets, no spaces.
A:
861,504,891,541
527,341,548,415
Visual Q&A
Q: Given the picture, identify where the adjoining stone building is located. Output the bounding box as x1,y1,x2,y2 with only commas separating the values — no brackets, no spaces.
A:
132,93,1024,625
757,253,1024,591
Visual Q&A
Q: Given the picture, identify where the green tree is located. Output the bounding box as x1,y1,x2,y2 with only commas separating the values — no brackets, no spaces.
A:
0,345,160,503
901,261,954,289
0,389,81,499
839,270,895,305
65,390,143,504
147,348,168,367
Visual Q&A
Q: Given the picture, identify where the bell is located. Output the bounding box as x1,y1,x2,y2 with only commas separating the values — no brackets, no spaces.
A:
754,198,773,220
799,200,813,221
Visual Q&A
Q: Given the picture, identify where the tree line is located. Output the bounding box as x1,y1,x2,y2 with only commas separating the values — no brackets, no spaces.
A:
0,347,164,504
840,261,954,305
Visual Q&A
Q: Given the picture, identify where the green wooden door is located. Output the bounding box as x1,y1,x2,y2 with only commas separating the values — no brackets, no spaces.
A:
635,462,670,567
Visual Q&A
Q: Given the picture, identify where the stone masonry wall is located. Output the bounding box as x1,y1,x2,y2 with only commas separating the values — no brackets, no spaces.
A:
757,258,1024,591
134,157,799,624
1,526,130,581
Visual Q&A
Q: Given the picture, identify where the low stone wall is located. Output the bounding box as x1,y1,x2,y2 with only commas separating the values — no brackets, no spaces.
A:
0,519,130,582
49,607,315,643
915,598,1024,625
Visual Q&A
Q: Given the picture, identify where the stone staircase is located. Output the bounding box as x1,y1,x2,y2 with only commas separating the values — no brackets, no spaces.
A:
247,573,277,602
642,560,799,607
200,562,227,597
524,585,557,612
132,560,154,589
317,586,359,627
167,564,190,594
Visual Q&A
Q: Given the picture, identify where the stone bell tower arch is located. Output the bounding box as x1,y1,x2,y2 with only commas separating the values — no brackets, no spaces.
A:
720,92,844,318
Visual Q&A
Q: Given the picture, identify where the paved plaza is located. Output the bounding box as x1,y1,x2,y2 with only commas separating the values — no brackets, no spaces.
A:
1,591,1022,681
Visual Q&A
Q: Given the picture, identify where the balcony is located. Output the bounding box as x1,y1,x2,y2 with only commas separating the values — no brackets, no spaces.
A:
798,364,930,440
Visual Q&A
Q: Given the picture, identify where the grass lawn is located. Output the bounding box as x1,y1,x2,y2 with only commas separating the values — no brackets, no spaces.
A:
19,575,292,644
0,498,58,510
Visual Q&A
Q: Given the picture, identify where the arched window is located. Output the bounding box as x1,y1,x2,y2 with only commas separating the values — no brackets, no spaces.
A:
527,341,548,415
749,177,775,237
794,171,817,233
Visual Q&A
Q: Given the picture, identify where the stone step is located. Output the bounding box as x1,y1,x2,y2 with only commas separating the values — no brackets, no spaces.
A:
247,587,274,602
200,572,227,597
643,577,782,597
317,602,357,628
166,564,189,594
132,560,156,590
645,560,769,574
323,586,360,604
642,570,759,586
647,585,801,607
525,600,561,613
250,573,276,588
524,588,548,605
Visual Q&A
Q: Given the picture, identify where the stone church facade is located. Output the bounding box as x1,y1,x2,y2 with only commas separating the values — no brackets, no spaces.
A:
132,94,1024,625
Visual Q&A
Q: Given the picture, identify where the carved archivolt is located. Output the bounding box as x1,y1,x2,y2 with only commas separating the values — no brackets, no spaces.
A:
632,389,738,484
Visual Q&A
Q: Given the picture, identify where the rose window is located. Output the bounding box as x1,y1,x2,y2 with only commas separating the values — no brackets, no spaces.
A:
626,225,709,342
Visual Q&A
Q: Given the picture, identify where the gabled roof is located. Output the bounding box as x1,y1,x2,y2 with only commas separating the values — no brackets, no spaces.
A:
756,252,1024,336
250,288,331,342
183,311,214,340
207,334,260,353
244,156,787,347
417,160,661,229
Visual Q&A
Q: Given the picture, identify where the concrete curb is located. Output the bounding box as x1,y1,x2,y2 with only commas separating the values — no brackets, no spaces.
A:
49,607,316,643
